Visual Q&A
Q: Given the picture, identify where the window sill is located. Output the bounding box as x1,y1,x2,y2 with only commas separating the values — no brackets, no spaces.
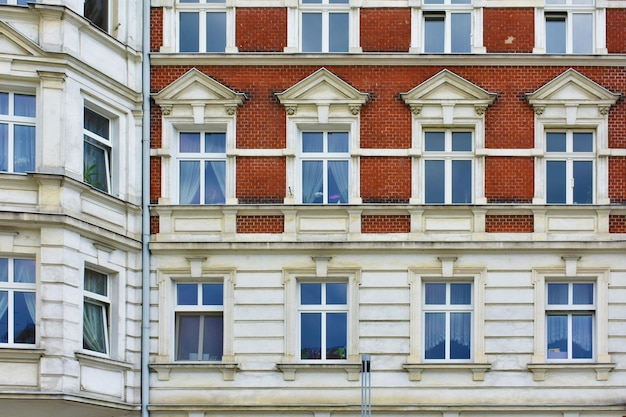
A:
150,361,239,381
276,362,361,381
75,351,133,372
0,347,44,362
527,362,615,381
403,362,492,381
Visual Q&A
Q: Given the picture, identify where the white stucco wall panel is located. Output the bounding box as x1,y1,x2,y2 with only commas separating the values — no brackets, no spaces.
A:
80,365,125,398
0,362,39,387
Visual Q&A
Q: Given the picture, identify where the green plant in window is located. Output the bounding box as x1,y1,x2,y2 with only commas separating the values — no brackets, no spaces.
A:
84,162,104,190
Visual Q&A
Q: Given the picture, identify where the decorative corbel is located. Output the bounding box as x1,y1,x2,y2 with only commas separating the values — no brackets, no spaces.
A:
598,105,610,116
285,105,297,116
533,105,545,116
349,104,361,115
409,104,422,116
474,105,488,116
225,105,238,116
160,105,172,116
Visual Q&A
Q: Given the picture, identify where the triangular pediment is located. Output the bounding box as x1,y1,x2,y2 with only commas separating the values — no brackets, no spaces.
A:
153,68,246,107
526,69,620,107
401,69,497,107
0,21,45,57
275,68,369,107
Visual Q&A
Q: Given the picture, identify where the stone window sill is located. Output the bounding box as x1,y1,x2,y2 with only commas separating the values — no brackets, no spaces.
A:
403,362,492,381
527,362,615,381
150,362,239,381
276,362,362,381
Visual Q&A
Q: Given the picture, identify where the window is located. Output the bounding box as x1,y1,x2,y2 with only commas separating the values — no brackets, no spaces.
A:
175,282,223,361
542,0,597,54
83,108,111,193
299,282,347,361
178,131,226,204
178,0,227,53
423,282,472,360
420,0,473,53
546,282,594,360
423,131,473,204
545,131,594,204
0,258,35,345
84,0,110,32
300,131,349,204
83,269,110,355
0,91,35,174
0,0,29,5
300,0,350,52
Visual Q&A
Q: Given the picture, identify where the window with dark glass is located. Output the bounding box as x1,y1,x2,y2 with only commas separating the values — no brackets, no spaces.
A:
424,131,473,204
178,132,226,204
178,0,227,53
301,0,350,52
84,0,109,31
545,131,594,204
0,258,36,345
83,269,110,355
0,92,35,174
422,0,472,53
300,131,349,204
83,108,112,193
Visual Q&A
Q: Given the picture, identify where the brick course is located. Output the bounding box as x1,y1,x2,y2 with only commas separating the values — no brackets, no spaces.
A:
485,157,534,203
237,215,285,233
360,8,411,52
361,157,411,203
150,7,163,52
483,8,534,53
609,215,626,234
362,215,411,233
237,157,286,203
236,8,287,52
606,9,626,54
485,215,534,233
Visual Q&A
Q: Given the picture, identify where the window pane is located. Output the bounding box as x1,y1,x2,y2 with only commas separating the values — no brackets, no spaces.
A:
546,16,566,54
450,312,471,359
450,283,471,305
452,132,472,152
14,94,35,117
573,132,593,152
326,283,347,305
180,132,201,153
572,14,593,54
0,258,7,282
83,301,107,353
425,132,445,152
451,13,471,53
302,160,323,203
180,12,200,52
204,160,226,204
0,93,7,114
85,269,107,296
14,291,35,344
0,291,7,343
179,161,201,204
0,124,7,171
206,12,227,53
573,160,593,204
13,125,35,173
425,160,445,204
329,0,349,3
205,132,226,153
302,13,322,52
424,0,444,4
425,312,445,359
424,16,445,53
573,283,593,305
328,132,349,153
546,160,566,204
548,283,568,305
177,283,198,305
329,13,349,52
547,314,568,358
84,0,108,31
176,315,200,360
425,283,446,305
202,314,224,360
301,312,321,359
84,140,109,192
328,160,348,203
451,0,471,3
326,313,347,359
546,132,566,152
301,283,322,305
302,132,323,153
84,108,109,139
202,283,223,306
572,314,592,358
451,160,472,204
14,259,35,283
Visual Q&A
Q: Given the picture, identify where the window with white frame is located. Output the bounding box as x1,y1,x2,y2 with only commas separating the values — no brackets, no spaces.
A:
0,91,35,174
544,0,595,54
84,0,110,32
175,282,224,361
546,281,594,360
177,131,226,204
299,281,348,361
0,0,29,5
83,108,112,193
545,131,594,204
83,269,110,355
0,257,36,345
423,282,472,360
178,0,228,53
421,0,472,53
300,0,350,52
423,130,474,204
300,131,349,204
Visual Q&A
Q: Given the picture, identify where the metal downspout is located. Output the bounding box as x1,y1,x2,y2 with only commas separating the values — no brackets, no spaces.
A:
141,0,151,416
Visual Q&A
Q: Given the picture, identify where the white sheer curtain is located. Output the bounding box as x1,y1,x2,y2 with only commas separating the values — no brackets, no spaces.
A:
0,292,7,341
83,301,106,353
328,161,348,203
302,161,323,203
424,312,445,358
205,161,226,204
179,161,200,204
14,260,35,328
14,125,35,173
0,124,7,171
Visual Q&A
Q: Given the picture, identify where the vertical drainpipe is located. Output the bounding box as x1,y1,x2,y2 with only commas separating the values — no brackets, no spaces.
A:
141,0,151,416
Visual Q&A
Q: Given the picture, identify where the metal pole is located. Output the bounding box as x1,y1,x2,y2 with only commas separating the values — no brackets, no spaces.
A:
361,355,371,417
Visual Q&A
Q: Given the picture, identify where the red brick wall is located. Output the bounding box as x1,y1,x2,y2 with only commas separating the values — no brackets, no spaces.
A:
150,215,160,235
606,9,626,54
237,8,287,52
485,215,534,233
609,157,626,204
150,7,163,52
483,8,534,53
360,157,411,203
150,157,161,204
237,215,285,233
362,215,411,233
609,215,626,233
150,102,162,148
237,157,286,203
485,157,534,203
360,8,411,52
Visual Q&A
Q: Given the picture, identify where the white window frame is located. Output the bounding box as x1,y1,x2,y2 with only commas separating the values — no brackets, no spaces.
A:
174,0,237,53
0,257,36,347
83,107,113,194
82,268,111,356
0,0,29,6
0,90,36,174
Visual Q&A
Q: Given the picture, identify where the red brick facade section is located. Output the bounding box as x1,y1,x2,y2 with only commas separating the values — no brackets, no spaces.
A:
609,215,626,234
606,9,626,54
362,215,411,234
485,157,534,203
236,157,286,203
236,8,287,52
150,157,161,204
150,7,163,52
485,215,534,233
150,215,160,235
150,102,162,149
483,8,534,53
360,8,411,52
609,157,626,204
360,157,411,203
237,215,285,234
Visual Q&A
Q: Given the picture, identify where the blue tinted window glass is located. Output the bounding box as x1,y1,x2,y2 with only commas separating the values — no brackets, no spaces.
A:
573,133,593,152
13,125,35,173
176,315,200,360
451,160,472,204
0,93,7,115
573,160,593,204
424,16,445,53
301,312,321,359
0,124,7,171
329,0,349,3
179,161,201,204
572,14,593,54
301,283,322,305
547,314,568,358
302,13,322,52
548,283,568,304
14,291,35,344
329,13,349,52
328,132,349,153
546,160,566,203
326,313,347,359
328,160,348,203
180,132,201,153
452,132,472,152
424,312,445,359
14,94,35,117
14,259,35,283
425,283,446,304
177,283,198,305
205,132,226,153
0,291,7,343
85,269,107,296
546,16,566,53
0,258,7,282
425,132,445,151
451,283,471,305
202,315,223,360
180,12,200,52
425,160,445,203
202,283,223,305
206,12,226,52
450,312,471,359
204,161,226,204
546,133,566,152
451,13,471,53
84,108,109,140
302,160,323,203
302,132,323,153
572,314,592,358
573,283,593,305
326,283,347,304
